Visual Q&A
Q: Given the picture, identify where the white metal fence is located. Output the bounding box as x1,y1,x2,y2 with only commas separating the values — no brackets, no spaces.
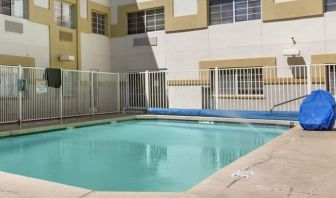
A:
0,66,120,124
119,64,335,112
0,64,335,124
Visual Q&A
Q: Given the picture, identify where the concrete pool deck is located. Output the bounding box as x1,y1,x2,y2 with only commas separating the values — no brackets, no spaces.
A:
0,115,335,198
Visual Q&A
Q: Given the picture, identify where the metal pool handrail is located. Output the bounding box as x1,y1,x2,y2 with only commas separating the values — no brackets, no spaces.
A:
270,95,308,113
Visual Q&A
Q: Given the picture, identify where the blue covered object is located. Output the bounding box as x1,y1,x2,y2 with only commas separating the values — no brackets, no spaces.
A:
299,90,336,131
147,108,299,121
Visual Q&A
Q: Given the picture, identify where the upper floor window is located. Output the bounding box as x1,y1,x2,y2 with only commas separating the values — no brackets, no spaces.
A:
54,1,74,28
326,0,336,12
0,0,27,18
127,7,164,35
209,0,261,25
92,11,106,35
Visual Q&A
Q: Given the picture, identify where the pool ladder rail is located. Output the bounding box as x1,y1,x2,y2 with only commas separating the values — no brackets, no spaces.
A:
270,95,307,113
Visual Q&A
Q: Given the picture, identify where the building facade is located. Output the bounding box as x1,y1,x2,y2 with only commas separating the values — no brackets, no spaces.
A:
0,0,335,72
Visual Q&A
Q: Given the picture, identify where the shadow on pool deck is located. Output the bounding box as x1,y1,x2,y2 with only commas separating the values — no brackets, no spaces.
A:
0,116,335,198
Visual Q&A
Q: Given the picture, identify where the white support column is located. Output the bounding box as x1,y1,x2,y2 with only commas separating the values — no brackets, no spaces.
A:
60,69,63,120
18,65,23,125
117,72,120,112
307,63,312,94
145,71,150,109
165,71,169,108
215,67,219,109
91,71,95,116
126,74,130,109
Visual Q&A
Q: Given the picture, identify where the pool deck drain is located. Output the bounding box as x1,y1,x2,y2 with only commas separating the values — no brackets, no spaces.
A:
0,115,335,198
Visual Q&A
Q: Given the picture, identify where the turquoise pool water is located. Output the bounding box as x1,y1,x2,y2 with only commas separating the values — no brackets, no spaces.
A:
0,120,288,192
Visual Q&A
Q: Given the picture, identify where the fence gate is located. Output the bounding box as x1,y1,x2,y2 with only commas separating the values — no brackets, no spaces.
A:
120,72,146,110
148,71,168,108
22,67,61,121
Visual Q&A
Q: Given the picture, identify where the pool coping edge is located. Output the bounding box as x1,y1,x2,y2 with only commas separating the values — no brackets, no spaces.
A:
0,115,137,138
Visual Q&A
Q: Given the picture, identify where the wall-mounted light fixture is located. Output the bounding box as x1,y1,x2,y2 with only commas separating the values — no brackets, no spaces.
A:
59,55,75,62
283,49,300,57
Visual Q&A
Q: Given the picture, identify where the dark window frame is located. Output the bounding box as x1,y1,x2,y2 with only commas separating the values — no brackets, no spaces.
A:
127,7,165,35
54,1,75,29
92,11,107,35
209,0,261,26
0,0,27,18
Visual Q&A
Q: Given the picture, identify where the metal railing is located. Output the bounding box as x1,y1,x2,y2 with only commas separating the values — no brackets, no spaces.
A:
0,66,120,124
0,64,335,124
119,64,335,112
270,95,307,113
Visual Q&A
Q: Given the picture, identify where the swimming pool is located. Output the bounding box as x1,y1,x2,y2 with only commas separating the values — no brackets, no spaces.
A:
0,119,288,192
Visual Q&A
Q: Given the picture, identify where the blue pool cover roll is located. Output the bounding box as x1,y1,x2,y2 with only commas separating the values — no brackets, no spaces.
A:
299,90,336,131
147,108,299,121
148,108,201,116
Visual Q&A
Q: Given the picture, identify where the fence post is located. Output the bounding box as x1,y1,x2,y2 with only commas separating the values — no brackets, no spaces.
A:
145,70,150,108
91,71,95,117
125,74,129,109
117,72,120,112
306,63,312,94
215,67,219,109
60,68,63,121
18,65,23,125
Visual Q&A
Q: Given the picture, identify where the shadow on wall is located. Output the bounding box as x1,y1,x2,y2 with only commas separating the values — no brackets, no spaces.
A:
123,35,162,72
288,57,307,78
113,1,169,109
109,1,164,73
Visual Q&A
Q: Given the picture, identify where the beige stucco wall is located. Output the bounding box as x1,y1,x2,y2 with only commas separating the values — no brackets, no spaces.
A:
262,0,324,22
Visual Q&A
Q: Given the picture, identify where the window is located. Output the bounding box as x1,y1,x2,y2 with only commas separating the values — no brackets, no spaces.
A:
127,7,164,35
54,1,74,28
92,11,106,35
0,0,27,18
326,0,336,12
217,68,263,96
209,0,261,25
